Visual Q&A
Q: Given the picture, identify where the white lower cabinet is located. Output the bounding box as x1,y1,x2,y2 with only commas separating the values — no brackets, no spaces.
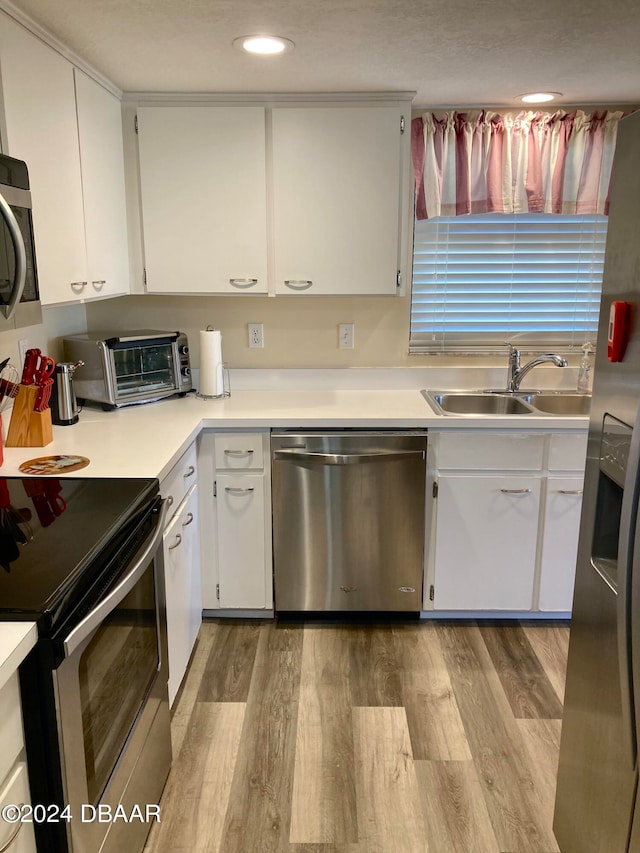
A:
538,476,584,611
0,674,36,852
429,430,587,614
198,431,272,612
160,442,202,707
433,475,542,611
216,474,267,609
164,485,202,707
0,763,36,852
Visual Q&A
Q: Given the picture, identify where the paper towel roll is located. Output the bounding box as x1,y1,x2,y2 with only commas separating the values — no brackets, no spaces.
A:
199,329,224,396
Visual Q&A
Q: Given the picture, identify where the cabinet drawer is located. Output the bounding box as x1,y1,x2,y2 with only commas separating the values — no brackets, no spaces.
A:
214,433,264,470
161,443,198,520
437,432,545,470
0,674,23,789
548,433,588,471
0,762,36,852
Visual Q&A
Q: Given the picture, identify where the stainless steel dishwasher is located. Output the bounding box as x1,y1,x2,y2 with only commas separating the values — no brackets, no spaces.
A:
271,431,428,612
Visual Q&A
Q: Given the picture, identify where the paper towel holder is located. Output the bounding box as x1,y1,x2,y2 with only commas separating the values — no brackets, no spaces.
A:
196,363,231,400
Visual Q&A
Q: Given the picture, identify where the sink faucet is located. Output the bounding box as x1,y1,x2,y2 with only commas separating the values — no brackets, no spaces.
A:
506,344,568,392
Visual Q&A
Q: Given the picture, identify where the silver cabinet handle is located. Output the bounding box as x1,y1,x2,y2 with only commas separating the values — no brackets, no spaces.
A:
224,449,254,457
273,449,424,466
558,489,583,495
183,465,196,478
229,278,258,288
499,488,532,494
181,512,194,527
91,280,106,290
166,495,174,507
284,280,313,291
168,533,182,550
224,487,254,495
0,809,24,851
70,281,88,292
0,190,26,320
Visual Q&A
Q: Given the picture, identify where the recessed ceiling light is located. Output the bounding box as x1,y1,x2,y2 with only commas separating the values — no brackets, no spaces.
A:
519,92,563,104
233,35,294,55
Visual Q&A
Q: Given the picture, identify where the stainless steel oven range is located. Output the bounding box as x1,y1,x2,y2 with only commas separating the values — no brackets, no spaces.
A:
0,476,171,853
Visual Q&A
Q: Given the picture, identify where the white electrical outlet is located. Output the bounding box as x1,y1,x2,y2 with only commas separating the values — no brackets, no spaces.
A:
248,323,264,348
338,323,355,349
18,338,29,366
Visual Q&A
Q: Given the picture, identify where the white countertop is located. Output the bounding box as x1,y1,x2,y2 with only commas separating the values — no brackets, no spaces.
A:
0,623,38,691
0,386,588,675
0,388,588,480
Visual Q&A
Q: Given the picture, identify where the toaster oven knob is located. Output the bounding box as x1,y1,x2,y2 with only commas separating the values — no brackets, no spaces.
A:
182,366,192,377
179,344,190,355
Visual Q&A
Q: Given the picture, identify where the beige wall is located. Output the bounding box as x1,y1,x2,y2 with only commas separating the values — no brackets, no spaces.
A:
86,292,584,370
86,292,501,369
0,303,87,367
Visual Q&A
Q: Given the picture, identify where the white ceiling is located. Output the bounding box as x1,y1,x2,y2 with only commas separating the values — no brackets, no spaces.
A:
5,0,640,107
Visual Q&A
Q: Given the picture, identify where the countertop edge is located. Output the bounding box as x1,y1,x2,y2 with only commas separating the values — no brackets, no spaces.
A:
0,623,38,692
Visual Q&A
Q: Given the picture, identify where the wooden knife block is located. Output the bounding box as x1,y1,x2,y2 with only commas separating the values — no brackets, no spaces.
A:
5,384,53,447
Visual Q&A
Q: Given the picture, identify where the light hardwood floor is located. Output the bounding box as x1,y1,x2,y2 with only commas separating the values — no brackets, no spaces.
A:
145,618,569,853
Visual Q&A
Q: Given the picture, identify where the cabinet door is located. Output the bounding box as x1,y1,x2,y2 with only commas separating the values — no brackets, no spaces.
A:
0,12,87,305
216,473,267,609
74,69,130,300
272,106,403,295
538,477,583,611
433,475,541,610
164,486,202,707
0,762,36,852
137,106,268,294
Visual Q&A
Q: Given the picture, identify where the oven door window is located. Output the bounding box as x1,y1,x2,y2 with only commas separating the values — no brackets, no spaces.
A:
78,559,159,804
112,344,174,398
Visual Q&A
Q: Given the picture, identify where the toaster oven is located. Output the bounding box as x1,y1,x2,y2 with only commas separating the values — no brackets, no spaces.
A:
63,330,192,409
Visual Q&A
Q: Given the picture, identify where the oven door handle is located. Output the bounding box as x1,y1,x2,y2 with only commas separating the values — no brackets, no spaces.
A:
62,499,168,658
0,189,27,320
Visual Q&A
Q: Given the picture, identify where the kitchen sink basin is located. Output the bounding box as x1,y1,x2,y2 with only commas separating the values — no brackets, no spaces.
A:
527,393,592,415
424,391,535,416
422,389,591,417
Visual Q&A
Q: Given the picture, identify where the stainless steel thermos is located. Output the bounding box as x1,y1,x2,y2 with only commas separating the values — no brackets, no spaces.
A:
51,361,83,426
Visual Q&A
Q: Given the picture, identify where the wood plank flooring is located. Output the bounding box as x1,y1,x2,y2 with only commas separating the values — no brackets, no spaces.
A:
145,618,569,853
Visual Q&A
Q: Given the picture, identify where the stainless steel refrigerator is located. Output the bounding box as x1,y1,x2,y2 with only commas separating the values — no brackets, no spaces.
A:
554,108,640,852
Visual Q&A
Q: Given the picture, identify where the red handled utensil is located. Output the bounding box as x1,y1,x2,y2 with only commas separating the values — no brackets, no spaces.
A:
21,348,41,385
22,479,56,527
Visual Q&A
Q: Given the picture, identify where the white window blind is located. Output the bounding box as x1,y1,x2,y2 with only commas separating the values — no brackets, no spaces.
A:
410,213,607,354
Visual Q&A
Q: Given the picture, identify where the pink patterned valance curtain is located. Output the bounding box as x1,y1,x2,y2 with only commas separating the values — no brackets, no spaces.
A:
411,109,623,220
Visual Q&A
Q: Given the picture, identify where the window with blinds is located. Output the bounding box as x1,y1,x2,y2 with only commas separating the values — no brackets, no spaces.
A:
410,213,607,354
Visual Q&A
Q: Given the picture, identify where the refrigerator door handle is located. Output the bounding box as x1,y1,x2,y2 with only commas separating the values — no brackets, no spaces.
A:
617,408,640,768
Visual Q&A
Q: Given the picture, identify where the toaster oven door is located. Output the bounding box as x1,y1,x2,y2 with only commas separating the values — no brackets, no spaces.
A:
109,340,178,403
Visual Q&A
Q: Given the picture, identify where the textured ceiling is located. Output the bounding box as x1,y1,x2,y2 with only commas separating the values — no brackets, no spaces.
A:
5,0,640,106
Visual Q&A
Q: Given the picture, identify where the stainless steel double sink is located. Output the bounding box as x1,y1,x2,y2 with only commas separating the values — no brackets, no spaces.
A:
422,389,591,417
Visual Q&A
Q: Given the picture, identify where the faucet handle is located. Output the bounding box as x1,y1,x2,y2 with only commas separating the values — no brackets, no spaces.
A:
506,343,520,363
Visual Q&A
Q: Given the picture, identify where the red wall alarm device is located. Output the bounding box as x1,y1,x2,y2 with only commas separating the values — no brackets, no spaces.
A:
608,301,632,362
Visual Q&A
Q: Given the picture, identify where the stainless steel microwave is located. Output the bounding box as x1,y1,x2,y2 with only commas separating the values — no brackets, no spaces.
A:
0,152,42,328
63,330,192,409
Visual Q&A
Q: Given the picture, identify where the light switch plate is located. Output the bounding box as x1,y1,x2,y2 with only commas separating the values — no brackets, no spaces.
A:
338,323,355,349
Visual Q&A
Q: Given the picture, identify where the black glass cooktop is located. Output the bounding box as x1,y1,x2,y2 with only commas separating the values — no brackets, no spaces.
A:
0,477,158,630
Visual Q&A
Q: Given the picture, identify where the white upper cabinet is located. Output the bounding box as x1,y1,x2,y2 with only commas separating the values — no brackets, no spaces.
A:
137,105,269,294
272,105,403,296
74,69,130,300
0,14,130,305
135,101,409,297
0,12,87,304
